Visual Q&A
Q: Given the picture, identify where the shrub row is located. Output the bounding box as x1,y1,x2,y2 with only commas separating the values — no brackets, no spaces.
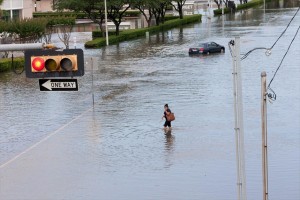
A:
92,31,118,39
0,57,24,73
164,15,180,21
33,11,141,19
85,14,201,48
214,0,272,15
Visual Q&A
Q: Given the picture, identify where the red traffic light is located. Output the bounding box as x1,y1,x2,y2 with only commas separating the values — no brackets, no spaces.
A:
32,57,45,72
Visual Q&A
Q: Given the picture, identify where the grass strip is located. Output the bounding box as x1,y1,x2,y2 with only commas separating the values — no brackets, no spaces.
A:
0,57,24,73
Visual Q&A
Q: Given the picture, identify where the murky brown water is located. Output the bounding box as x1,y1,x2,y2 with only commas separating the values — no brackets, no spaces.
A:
0,4,299,200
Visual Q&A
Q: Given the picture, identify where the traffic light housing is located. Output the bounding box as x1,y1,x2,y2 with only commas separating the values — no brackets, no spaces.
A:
25,49,84,78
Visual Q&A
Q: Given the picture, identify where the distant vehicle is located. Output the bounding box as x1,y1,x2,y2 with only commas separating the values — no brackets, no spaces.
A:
189,42,225,55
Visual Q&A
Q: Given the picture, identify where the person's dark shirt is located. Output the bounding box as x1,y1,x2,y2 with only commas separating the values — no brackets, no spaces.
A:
164,108,171,120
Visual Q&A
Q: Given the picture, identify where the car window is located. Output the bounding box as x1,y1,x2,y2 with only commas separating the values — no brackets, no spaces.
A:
210,43,217,47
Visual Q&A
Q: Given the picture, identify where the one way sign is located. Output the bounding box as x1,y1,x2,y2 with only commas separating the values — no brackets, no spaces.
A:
39,79,78,91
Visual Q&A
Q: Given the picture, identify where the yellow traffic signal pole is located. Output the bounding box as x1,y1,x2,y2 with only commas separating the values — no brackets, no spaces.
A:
0,43,56,75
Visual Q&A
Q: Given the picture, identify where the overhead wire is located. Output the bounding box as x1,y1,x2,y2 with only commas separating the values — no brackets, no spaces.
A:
267,25,300,90
240,6,300,60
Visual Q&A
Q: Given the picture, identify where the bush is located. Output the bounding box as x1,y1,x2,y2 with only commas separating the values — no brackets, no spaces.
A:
85,15,202,48
33,11,141,19
165,15,180,21
92,31,118,39
214,8,232,15
9,18,48,41
0,17,75,42
214,0,273,15
34,12,88,19
0,57,24,73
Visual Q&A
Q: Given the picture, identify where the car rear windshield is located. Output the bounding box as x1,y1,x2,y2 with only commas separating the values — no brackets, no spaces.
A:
198,43,206,47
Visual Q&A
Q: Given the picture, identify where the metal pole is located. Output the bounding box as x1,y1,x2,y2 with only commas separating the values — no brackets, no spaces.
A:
0,43,56,52
222,0,224,15
232,37,247,200
232,38,241,200
91,57,95,107
261,71,268,200
104,0,109,46
236,37,247,200
264,0,266,21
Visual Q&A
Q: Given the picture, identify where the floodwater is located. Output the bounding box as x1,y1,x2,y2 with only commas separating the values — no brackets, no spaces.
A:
0,4,300,200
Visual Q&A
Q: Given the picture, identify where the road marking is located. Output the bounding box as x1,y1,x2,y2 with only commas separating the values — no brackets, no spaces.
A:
0,106,93,169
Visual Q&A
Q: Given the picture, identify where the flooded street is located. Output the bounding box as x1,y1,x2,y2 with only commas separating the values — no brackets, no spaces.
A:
1,4,300,200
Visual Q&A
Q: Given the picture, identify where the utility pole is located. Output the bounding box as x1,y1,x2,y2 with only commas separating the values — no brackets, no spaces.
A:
231,37,247,200
104,0,109,46
222,0,224,15
261,72,268,200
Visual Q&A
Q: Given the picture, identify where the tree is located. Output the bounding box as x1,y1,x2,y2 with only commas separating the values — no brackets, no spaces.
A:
214,0,222,9
0,0,4,19
152,0,170,26
214,0,229,9
55,0,132,36
132,0,154,27
55,17,76,49
107,0,131,35
54,0,106,36
172,0,186,19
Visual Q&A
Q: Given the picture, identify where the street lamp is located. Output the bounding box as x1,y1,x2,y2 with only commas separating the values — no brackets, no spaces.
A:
104,0,109,46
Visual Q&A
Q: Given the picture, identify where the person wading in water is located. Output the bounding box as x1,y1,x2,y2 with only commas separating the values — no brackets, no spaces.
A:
162,104,172,129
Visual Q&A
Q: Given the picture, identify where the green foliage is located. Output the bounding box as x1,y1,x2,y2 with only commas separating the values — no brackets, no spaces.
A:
33,11,141,19
33,12,87,19
0,20,10,32
0,57,24,73
10,18,48,40
0,17,75,41
214,0,273,15
92,31,118,39
213,7,232,15
165,15,180,21
48,16,76,26
85,14,202,48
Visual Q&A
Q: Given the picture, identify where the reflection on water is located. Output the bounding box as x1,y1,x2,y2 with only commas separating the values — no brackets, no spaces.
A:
0,3,299,200
164,128,175,169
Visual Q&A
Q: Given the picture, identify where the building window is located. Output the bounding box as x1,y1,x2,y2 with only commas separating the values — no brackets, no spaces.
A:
1,10,10,21
12,10,20,20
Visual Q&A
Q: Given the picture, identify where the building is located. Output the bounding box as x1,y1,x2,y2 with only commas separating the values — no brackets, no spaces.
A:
172,1,195,16
0,0,54,20
0,0,33,20
34,0,54,12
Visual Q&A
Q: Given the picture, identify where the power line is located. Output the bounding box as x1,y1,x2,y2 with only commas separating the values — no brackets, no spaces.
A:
270,7,300,49
267,25,300,90
240,6,300,60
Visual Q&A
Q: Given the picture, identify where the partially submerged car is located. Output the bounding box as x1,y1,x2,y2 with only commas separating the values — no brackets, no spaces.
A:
189,42,225,55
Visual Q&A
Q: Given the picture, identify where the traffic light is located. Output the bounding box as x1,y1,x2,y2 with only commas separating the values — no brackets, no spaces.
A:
25,49,84,78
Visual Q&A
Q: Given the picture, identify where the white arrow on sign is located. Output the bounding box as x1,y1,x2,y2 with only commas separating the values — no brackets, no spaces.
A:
42,80,77,91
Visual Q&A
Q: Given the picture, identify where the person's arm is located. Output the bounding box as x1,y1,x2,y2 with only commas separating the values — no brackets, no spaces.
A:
165,109,171,115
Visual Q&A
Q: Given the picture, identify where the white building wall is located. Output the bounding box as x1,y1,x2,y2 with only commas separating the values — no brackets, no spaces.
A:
34,0,54,12
23,0,33,18
0,0,33,19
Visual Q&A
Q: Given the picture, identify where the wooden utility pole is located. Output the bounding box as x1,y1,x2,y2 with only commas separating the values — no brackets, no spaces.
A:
261,72,268,200
232,37,247,200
